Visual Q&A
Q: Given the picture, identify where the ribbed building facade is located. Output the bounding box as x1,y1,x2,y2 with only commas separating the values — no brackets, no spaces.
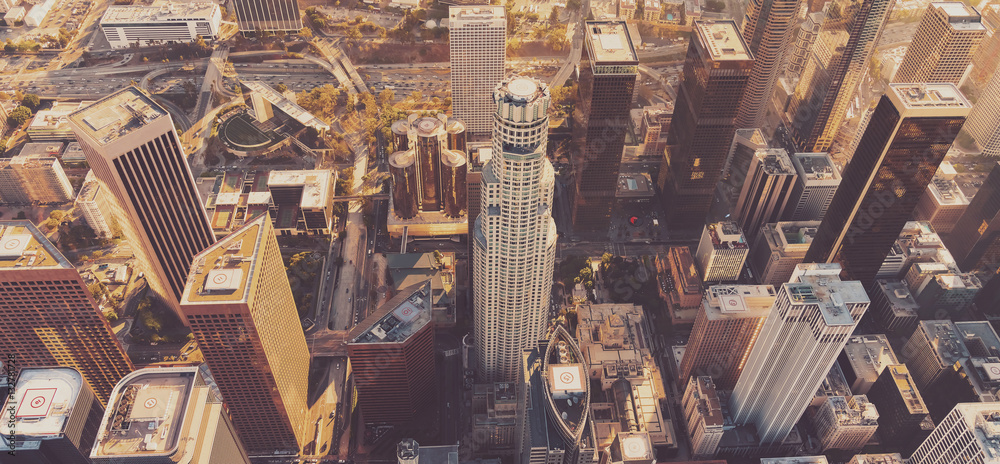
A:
0,155,75,203
473,76,557,382
733,148,797,244
449,6,506,138
909,403,1000,464
965,72,1000,158
388,113,468,220
68,87,216,320
735,0,801,128
231,0,301,32
894,2,984,85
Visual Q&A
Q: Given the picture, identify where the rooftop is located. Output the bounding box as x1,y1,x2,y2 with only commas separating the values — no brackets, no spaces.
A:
695,20,752,61
826,395,879,426
101,0,219,23
792,152,841,183
27,101,91,132
919,320,970,366
959,403,1000,461
786,271,869,326
0,221,71,270
883,364,930,415
0,367,85,439
92,368,196,457
688,376,723,427
541,326,590,441
776,221,820,249
17,142,65,157
585,21,638,64
242,80,330,132
704,284,776,320
449,5,506,25
955,321,1000,358
348,280,433,344
842,334,899,381
850,454,905,464
706,221,747,249
888,83,972,116
933,2,985,29
754,148,796,175
267,170,332,209
181,215,266,304
928,175,970,206
761,457,829,464
817,362,852,399
875,280,920,315
68,87,168,146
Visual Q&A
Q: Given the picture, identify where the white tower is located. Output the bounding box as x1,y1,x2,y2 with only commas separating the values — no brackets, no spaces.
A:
729,263,870,446
473,76,557,382
449,6,506,138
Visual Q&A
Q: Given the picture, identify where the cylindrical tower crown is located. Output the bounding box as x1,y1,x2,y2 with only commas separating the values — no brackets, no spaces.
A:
413,117,445,212
440,149,467,218
389,149,418,219
446,117,467,153
492,76,551,153
390,119,410,153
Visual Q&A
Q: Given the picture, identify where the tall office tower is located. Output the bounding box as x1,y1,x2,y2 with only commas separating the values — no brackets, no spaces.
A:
388,113,468,222
913,163,970,234
914,272,982,317
1,367,105,464
785,12,825,77
909,403,1000,464
0,155,75,203
894,3,985,84
970,3,1000,86
865,364,934,456
573,21,638,234
837,334,898,394
90,366,251,464
180,215,309,454
473,76,557,382
695,221,749,282
722,128,768,187
868,279,920,334
230,0,300,32
749,221,820,286
802,84,970,285
347,281,436,425
0,221,133,405
903,320,970,390
449,6,506,139
964,74,1000,157
786,0,894,152
945,162,1000,276
784,152,841,222
679,284,775,390
658,21,753,228
735,0,801,129
658,246,705,327
811,395,879,451
68,87,215,320
682,376,725,459
470,382,518,457
733,148,797,243
729,263,869,446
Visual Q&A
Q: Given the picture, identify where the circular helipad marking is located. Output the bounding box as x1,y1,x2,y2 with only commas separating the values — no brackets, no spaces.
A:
728,299,738,306
401,307,413,317
417,119,436,131
212,273,229,284
144,398,157,409
508,78,538,97
30,396,46,408
991,366,1000,376
3,238,21,250
560,371,575,384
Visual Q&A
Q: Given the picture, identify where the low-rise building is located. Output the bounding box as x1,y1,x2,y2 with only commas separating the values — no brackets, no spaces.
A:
0,154,74,204
201,169,336,236
847,455,905,464
100,0,221,49
27,102,92,141
812,395,879,452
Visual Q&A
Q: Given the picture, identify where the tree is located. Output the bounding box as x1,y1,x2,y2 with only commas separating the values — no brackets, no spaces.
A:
275,82,289,93
410,90,423,102
299,27,313,39
549,6,560,24
379,88,395,107
49,210,65,221
346,27,362,40
635,0,645,19
8,106,30,126
91,250,104,259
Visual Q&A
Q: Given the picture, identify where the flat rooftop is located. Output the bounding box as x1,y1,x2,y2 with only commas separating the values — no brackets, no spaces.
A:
793,153,841,183
888,83,972,113
786,274,869,326
28,102,90,132
706,221,747,248
956,321,1000,358
933,2,985,27
268,170,332,209
17,142,65,157
695,20,751,61
776,221,820,248
875,279,920,315
181,215,266,304
0,221,71,270
449,5,506,25
585,21,638,64
928,176,970,205
843,335,898,381
348,281,433,344
761,457,829,464
704,284,775,319
957,403,1000,462
242,80,330,132
920,320,970,365
883,364,929,415
754,149,796,175
850,454,905,464
68,87,168,146
825,395,879,426
92,368,196,457
101,1,218,24
1,367,85,439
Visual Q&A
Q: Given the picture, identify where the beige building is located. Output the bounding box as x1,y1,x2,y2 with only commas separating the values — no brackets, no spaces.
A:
910,403,1000,464
848,454,905,464
838,334,898,395
449,6,506,137
913,163,969,234
0,154,74,204
812,395,879,451
735,0,800,128
894,2,985,85
695,221,749,282
749,221,820,287
681,376,725,459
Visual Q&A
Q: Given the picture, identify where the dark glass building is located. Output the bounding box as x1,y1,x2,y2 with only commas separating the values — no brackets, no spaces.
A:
945,161,1000,278
803,83,970,285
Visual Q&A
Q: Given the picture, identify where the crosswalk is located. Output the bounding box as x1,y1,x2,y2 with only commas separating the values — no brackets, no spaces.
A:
604,241,626,257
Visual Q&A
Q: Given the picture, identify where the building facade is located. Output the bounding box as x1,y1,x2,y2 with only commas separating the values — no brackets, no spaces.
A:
735,0,801,129
909,403,1000,464
682,376,725,459
749,221,820,287
733,148,797,244
913,164,970,234
964,74,1000,158
945,161,1000,278
812,395,879,451
449,6,506,138
894,2,985,84
784,152,841,222
231,0,300,32
0,154,74,204
100,1,222,49
695,221,749,282
865,364,934,457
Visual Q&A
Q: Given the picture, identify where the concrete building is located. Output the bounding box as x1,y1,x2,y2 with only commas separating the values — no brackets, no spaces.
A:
877,221,953,280
785,0,894,152
100,1,221,49
723,128,768,192
965,74,1000,158
837,334,898,395
68,87,216,320
658,21,753,228
656,246,704,327
812,395,879,451
75,174,116,238
748,221,820,287
867,279,920,334
803,84,970,286
729,263,869,446
913,163,970,234
761,459,828,464
678,284,775,390
734,0,800,129
682,376,725,459
348,281,436,425
909,402,1000,464
243,81,330,133
0,154,74,204
639,105,671,160
449,6,506,138
914,272,982,317
865,364,934,457
785,12,825,76
970,3,1000,86
784,152,841,222
231,0,300,32
27,101,91,142
0,367,105,464
695,221,749,282
180,215,309,454
733,148,797,244
904,320,972,390
0,221,133,405
471,383,518,457
573,21,638,234
847,455,905,464
199,169,335,236
945,162,1000,279
90,366,251,463
925,355,1000,421
385,252,456,327
23,0,54,27
473,76,557,382
894,2,985,84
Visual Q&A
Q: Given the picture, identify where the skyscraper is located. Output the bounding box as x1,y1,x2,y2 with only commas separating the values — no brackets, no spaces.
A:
90,366,251,464
682,376,725,459
388,113,468,220
735,0,801,129
894,2,985,85
180,214,309,454
473,76,557,382
803,83,970,285
231,0,301,32
785,12,825,77
68,87,215,320
0,221,133,405
573,21,638,234
749,221,821,286
865,364,934,456
658,21,753,228
347,281,436,425
695,221,749,282
784,152,841,222
0,154,75,203
964,73,1000,158
909,403,1000,464
733,148,797,243
811,395,879,452
786,0,894,152
449,6,506,138
970,3,1000,86
944,161,1000,276
912,163,970,234
730,263,869,446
